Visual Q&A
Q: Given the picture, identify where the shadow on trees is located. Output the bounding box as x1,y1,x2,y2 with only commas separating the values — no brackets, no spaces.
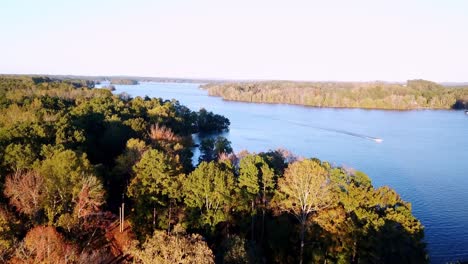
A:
236,212,428,264
452,99,468,110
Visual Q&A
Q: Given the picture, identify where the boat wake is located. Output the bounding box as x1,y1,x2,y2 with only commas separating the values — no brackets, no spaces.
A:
283,119,383,143
317,126,383,143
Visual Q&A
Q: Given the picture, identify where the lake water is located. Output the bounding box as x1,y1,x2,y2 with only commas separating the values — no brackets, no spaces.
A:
114,82,468,263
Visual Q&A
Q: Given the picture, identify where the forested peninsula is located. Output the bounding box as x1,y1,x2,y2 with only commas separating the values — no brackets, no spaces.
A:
110,79,139,85
0,76,427,263
203,80,468,110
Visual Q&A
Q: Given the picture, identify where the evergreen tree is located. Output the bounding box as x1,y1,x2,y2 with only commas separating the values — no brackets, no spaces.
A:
184,161,235,229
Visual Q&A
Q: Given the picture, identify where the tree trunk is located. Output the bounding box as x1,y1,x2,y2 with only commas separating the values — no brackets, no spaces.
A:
153,206,156,228
261,207,265,243
251,199,255,242
352,241,357,263
261,193,266,243
299,220,305,264
167,200,172,233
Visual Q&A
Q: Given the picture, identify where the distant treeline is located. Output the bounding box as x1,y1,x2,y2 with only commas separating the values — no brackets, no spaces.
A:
203,80,468,110
110,79,139,85
30,76,95,88
0,74,227,84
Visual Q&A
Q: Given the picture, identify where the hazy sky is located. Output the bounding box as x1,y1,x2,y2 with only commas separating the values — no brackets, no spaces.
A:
1,0,467,81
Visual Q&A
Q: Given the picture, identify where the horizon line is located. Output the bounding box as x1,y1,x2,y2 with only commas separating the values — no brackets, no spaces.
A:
1,72,468,85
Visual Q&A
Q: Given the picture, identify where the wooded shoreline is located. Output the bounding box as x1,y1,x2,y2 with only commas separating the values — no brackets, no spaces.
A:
202,80,468,110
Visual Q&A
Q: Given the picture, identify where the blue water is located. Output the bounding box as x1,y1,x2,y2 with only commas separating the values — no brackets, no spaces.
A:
114,82,468,263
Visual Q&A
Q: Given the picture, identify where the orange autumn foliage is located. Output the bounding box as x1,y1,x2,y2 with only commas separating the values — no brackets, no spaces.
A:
12,226,77,264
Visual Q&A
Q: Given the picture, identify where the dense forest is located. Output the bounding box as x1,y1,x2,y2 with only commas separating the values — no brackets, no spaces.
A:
203,80,468,110
0,76,427,263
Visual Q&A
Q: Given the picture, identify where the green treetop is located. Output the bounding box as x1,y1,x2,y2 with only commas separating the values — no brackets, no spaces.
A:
183,161,235,229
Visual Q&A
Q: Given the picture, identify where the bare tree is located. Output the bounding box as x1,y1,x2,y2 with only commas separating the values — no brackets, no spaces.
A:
14,226,77,263
74,176,105,219
148,124,180,143
4,171,44,217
